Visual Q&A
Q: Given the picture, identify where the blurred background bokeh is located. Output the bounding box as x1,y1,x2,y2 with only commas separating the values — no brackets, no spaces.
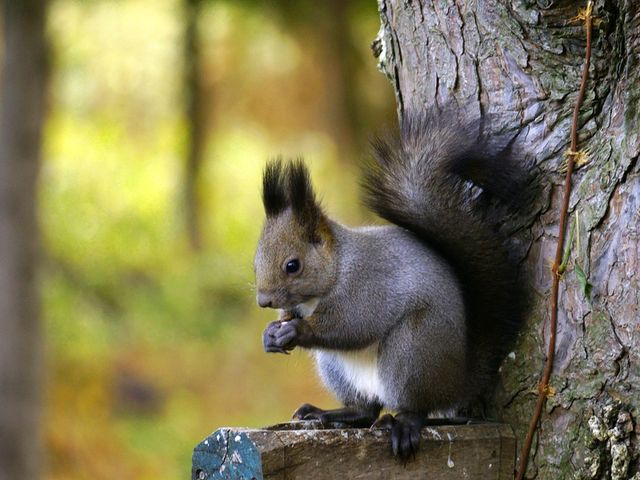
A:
39,0,395,478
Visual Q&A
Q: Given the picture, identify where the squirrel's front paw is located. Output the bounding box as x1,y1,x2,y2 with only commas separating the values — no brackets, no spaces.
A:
262,319,300,354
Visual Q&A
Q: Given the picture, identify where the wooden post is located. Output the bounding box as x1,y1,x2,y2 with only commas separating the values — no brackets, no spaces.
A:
192,421,515,479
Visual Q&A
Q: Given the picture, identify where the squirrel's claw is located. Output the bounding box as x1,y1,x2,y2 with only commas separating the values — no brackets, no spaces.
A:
371,412,423,461
264,344,290,354
292,403,325,422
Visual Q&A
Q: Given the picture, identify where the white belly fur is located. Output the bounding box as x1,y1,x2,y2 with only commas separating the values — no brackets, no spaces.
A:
317,343,384,403
296,298,385,403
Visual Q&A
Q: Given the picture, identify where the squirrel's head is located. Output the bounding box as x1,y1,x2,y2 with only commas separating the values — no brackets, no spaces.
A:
254,159,337,310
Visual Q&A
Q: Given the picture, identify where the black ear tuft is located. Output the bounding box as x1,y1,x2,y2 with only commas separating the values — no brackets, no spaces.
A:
262,158,288,217
287,159,314,214
286,159,324,242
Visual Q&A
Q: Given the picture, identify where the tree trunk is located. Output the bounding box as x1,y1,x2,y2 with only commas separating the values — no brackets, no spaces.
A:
0,0,49,478
375,1,639,479
321,0,360,160
184,0,206,251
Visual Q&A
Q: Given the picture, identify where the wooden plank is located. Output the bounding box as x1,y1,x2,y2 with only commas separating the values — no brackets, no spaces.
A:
192,421,516,480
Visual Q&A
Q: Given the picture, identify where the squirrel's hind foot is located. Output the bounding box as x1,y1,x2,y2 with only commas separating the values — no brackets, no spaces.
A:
371,412,425,461
292,403,381,428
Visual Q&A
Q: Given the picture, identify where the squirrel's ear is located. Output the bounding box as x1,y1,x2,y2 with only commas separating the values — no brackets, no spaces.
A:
286,159,325,243
262,158,288,217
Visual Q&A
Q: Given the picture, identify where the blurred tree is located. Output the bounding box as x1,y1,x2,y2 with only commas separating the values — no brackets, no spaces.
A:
279,0,378,159
318,0,360,161
0,0,49,478
183,0,207,251
232,0,385,159
181,0,385,247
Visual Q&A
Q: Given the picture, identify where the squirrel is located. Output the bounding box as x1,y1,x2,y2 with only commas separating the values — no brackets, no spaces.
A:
254,107,531,459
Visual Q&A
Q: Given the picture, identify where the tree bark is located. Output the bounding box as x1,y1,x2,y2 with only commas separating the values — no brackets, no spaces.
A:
0,0,49,478
375,1,639,479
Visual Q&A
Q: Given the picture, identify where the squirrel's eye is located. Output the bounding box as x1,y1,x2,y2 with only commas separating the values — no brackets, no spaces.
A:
285,259,301,275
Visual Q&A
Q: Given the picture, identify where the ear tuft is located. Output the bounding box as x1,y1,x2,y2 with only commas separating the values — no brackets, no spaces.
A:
287,159,313,214
287,159,324,242
262,158,288,217
262,158,326,242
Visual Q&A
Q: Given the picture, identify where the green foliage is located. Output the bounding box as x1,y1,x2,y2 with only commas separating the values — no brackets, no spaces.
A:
574,264,593,302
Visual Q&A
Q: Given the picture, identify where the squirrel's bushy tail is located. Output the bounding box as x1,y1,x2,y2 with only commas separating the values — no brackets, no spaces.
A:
362,108,530,399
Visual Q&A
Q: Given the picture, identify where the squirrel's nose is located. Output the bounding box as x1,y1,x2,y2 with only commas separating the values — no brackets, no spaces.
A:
256,292,273,308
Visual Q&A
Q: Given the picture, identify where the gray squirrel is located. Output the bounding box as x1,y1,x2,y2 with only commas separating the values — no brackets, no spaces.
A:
254,107,530,459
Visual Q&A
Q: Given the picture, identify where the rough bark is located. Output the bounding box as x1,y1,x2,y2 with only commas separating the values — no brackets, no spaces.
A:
0,0,49,478
375,1,639,479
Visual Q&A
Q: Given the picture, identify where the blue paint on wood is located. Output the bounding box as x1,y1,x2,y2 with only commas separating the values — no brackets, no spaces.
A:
192,429,263,480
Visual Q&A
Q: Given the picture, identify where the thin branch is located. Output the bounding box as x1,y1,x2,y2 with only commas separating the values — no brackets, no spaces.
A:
515,2,594,479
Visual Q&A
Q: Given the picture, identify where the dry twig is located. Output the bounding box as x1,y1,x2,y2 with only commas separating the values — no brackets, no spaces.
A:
514,2,594,479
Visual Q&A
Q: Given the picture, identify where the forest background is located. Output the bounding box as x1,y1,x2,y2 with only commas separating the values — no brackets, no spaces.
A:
37,0,394,478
